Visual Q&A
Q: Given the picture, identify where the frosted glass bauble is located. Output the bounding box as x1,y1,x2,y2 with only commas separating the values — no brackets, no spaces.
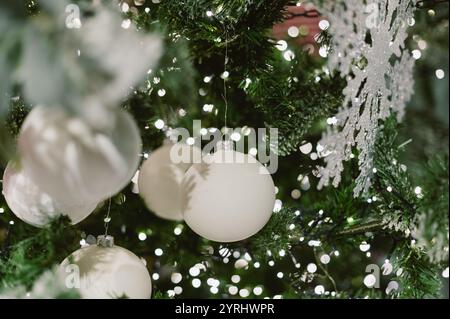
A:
60,244,151,299
2,162,96,227
181,149,275,242
138,142,202,221
18,106,142,206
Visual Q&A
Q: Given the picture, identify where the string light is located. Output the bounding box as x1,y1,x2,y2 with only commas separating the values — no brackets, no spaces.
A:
121,19,131,29
239,289,250,298
414,186,423,198
300,142,313,154
152,273,160,281
435,69,445,79
287,26,300,37
320,254,331,264
442,267,449,278
231,275,241,283
174,225,183,235
363,274,377,288
228,286,238,295
412,49,422,59
276,40,288,51
291,189,301,199
253,286,263,296
155,248,163,256
359,242,370,252
154,119,165,129
203,104,214,112
283,50,295,61
249,147,258,156
138,232,147,241
230,132,241,141
171,273,182,284
273,199,283,213
207,278,220,287
192,278,201,288
307,263,317,273
210,287,219,294
174,286,183,295
186,137,195,145
314,285,325,295
318,20,330,30
189,266,201,277
234,259,249,269
318,46,328,58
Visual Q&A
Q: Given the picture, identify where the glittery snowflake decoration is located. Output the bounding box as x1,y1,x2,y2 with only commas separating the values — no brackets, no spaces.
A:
316,0,416,197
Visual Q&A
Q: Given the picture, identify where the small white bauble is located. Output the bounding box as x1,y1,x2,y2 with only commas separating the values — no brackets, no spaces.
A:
60,238,152,299
181,145,276,242
17,106,142,206
138,142,202,221
2,162,97,227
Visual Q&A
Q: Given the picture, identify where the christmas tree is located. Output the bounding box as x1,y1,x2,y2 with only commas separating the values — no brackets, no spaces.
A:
0,0,448,300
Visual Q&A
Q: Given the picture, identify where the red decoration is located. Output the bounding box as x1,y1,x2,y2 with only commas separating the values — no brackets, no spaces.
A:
272,5,323,54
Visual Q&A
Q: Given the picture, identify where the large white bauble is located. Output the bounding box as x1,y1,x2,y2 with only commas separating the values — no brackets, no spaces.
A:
181,148,276,242
17,106,142,206
138,142,202,221
60,244,152,299
2,162,97,227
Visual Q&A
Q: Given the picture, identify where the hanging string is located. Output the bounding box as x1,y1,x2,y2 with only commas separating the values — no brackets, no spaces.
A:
104,197,112,236
221,27,229,132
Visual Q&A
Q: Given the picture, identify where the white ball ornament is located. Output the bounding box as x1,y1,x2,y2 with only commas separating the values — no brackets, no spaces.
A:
181,142,276,242
138,141,202,221
17,106,142,206
60,236,152,299
2,162,97,227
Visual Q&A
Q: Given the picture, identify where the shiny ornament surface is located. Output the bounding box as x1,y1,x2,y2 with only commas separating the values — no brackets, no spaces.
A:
2,161,96,227
18,106,142,206
60,244,152,299
139,142,202,221
181,149,275,242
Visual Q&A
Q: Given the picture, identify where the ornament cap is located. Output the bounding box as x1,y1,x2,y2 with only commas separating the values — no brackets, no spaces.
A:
97,235,114,247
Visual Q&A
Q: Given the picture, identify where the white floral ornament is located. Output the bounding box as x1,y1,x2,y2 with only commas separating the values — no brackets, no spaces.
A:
316,0,416,197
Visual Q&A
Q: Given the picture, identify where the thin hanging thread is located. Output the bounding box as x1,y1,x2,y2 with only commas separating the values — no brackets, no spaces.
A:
222,28,229,131
104,198,112,236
